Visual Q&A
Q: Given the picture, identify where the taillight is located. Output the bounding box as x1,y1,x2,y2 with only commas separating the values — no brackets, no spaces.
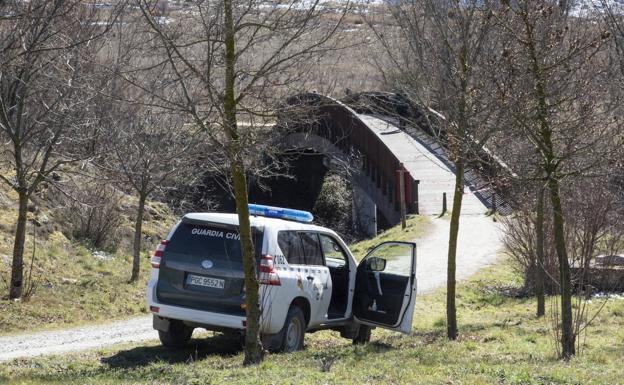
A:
150,239,168,269
258,254,281,286
259,254,273,272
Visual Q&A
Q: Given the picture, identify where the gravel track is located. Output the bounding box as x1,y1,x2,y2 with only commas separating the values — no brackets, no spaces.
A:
416,214,502,294
0,213,501,362
0,316,155,362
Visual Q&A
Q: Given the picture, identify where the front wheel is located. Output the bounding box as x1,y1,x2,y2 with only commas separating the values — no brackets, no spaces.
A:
158,320,193,348
280,306,306,352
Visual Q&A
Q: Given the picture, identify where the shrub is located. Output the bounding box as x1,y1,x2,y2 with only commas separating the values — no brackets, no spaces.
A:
313,173,354,240
59,182,122,250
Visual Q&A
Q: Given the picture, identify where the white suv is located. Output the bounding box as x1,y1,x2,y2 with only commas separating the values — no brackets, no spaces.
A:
146,205,417,352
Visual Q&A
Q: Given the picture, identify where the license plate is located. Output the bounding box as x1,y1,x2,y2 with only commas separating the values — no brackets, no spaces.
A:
187,274,225,289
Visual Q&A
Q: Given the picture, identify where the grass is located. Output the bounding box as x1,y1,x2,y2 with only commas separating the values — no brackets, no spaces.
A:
0,179,177,335
1,258,623,384
1,208,622,384
0,236,153,335
349,215,430,259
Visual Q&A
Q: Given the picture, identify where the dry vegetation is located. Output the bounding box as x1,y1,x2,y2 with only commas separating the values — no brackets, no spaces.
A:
0,170,177,334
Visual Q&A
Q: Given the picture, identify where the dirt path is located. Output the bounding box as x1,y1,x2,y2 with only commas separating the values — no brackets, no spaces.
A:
415,214,502,294
0,214,501,362
0,316,154,362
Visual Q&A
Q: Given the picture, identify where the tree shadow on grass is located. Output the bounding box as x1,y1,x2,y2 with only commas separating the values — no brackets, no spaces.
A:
367,340,394,352
102,333,243,369
353,339,396,355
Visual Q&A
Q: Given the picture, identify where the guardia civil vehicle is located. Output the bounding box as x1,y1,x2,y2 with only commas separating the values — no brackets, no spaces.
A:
146,204,417,352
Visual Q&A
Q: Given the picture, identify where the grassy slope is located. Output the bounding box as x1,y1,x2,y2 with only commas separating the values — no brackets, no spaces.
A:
0,183,177,335
2,220,623,384
349,215,430,259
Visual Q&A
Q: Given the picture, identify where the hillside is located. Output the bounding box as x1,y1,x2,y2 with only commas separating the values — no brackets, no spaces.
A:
0,178,178,335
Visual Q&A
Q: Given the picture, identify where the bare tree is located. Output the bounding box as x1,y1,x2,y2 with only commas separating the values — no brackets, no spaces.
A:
498,152,553,317
491,0,620,358
502,184,559,305
99,104,200,283
0,0,117,299
125,0,349,364
369,0,501,340
601,0,624,78
534,186,547,317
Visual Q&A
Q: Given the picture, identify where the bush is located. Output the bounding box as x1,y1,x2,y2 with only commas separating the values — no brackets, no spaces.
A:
503,179,624,295
60,182,122,250
502,209,559,295
313,173,354,240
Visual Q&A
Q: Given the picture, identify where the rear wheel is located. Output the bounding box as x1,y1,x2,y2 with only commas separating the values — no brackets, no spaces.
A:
280,306,306,352
158,320,193,348
352,324,372,345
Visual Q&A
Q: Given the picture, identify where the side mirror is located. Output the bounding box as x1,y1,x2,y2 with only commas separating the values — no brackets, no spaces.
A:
366,256,386,272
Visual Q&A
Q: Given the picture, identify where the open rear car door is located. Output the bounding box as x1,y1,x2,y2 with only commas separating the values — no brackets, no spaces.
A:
353,242,417,334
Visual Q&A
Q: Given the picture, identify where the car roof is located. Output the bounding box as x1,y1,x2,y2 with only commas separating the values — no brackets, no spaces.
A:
183,212,335,234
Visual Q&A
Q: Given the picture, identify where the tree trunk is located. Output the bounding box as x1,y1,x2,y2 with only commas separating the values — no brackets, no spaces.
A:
9,190,28,299
223,0,263,365
129,193,147,283
446,158,464,340
231,161,264,365
548,175,575,358
521,1,575,359
535,187,546,317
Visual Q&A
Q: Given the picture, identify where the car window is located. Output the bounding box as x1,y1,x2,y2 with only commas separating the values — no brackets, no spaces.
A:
277,231,305,265
300,232,324,266
365,243,412,276
166,222,263,268
319,234,347,268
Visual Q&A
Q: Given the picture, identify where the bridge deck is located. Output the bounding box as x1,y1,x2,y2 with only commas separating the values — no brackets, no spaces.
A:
358,114,488,216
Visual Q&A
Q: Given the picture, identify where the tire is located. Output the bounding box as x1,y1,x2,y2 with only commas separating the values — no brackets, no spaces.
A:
158,320,193,348
223,330,245,348
352,324,372,345
279,306,306,352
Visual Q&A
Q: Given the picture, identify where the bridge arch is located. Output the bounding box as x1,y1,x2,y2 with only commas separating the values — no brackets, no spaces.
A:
277,132,388,236
274,93,420,233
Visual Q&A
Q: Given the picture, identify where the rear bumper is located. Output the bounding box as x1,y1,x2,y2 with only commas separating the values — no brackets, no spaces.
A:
147,278,246,331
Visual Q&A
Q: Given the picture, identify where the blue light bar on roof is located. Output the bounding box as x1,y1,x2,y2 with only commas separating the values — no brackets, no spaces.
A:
248,204,314,223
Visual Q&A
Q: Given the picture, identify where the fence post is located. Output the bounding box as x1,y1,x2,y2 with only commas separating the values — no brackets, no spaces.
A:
413,180,419,215
399,164,406,229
